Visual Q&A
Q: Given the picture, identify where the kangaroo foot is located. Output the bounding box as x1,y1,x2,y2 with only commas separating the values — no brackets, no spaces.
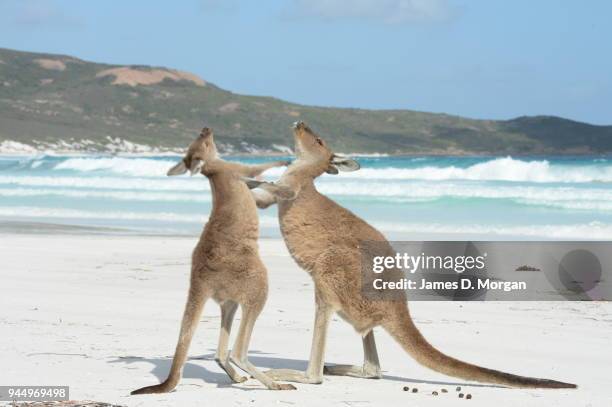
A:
264,369,323,384
324,364,382,379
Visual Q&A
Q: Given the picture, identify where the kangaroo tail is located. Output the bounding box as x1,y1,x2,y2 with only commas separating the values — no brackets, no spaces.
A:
383,307,576,389
131,285,208,395
131,381,176,395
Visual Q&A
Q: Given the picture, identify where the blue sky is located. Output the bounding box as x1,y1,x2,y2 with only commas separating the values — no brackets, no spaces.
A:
0,0,610,124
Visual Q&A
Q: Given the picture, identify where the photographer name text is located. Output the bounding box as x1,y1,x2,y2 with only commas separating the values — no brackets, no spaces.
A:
372,278,527,292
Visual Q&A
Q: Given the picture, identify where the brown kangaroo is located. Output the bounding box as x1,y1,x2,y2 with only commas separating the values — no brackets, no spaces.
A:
243,121,576,389
132,128,295,394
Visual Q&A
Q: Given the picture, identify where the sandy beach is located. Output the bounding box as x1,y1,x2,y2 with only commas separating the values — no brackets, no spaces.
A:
1,232,610,407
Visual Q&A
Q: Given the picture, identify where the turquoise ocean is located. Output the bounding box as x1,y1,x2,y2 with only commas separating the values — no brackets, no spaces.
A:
1,154,611,240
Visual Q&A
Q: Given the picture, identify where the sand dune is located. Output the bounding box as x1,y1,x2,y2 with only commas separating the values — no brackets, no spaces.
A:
96,67,206,87
34,59,67,71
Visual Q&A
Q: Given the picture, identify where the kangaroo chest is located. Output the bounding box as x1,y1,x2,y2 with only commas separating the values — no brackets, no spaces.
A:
277,199,330,273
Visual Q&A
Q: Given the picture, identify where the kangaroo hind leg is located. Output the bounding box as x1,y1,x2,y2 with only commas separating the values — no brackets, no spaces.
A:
215,301,247,383
324,330,382,379
230,303,296,390
264,296,333,384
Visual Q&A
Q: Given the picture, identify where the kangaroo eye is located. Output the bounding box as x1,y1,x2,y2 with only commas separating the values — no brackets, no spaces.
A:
315,138,324,146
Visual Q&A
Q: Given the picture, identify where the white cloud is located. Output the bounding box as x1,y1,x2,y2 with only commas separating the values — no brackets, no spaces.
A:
290,0,457,24
12,0,81,27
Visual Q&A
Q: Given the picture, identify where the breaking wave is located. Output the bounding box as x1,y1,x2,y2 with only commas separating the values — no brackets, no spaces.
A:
347,157,612,183
53,157,179,177
43,156,612,183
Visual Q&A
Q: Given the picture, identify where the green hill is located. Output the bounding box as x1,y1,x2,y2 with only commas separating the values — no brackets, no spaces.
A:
1,47,610,154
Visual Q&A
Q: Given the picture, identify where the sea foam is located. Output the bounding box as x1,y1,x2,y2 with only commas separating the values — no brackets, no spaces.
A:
343,157,612,183
47,156,612,183
54,157,178,177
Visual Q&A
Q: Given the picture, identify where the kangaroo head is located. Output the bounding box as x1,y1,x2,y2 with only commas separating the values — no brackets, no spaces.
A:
167,127,219,176
292,121,360,176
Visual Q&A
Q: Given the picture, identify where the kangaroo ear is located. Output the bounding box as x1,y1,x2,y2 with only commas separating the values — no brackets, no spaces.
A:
325,165,339,175
242,177,264,190
189,159,205,176
167,160,188,176
331,155,360,172
241,178,297,200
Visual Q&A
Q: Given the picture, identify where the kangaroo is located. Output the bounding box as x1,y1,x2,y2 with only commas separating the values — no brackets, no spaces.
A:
132,128,295,394
243,121,576,389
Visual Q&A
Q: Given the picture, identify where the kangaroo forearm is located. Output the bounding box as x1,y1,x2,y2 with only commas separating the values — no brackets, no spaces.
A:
251,189,277,209
245,161,288,177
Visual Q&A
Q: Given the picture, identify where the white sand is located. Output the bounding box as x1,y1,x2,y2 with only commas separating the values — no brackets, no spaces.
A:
1,234,610,406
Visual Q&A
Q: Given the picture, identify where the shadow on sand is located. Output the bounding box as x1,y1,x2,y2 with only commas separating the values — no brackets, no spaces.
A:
110,350,501,389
